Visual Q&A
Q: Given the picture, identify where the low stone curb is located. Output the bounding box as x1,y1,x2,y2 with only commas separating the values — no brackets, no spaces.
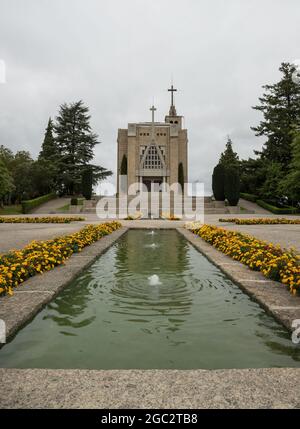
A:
178,228,300,332
0,227,129,341
0,368,299,409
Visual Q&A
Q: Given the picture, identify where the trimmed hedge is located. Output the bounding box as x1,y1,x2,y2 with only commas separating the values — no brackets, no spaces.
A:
240,192,259,202
21,193,56,214
256,199,299,214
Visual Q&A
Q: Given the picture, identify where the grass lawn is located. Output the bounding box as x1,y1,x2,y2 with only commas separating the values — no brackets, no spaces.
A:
57,204,70,213
57,198,84,213
0,204,22,215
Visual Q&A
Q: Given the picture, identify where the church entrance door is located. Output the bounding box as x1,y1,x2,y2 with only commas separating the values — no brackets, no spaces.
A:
142,177,163,192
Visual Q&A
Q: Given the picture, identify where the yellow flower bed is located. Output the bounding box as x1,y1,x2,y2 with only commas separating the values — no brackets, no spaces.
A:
0,216,85,223
190,224,300,294
219,218,300,225
0,221,121,296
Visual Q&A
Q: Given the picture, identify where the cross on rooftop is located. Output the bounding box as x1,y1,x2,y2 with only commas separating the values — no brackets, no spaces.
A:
150,105,157,142
168,84,177,107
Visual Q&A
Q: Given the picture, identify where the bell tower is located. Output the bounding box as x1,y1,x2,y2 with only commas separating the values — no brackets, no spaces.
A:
165,84,183,129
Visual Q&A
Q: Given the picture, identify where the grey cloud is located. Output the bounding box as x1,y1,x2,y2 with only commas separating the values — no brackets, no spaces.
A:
0,0,299,193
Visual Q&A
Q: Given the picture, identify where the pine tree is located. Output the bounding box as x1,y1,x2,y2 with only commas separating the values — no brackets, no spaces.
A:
259,162,284,200
251,62,300,167
54,100,100,194
278,133,300,202
39,118,58,160
219,137,239,166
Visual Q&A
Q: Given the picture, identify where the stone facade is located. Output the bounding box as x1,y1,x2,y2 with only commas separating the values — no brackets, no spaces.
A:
117,89,188,194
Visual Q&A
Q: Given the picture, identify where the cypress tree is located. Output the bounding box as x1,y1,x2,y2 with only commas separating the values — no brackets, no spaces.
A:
212,164,225,201
178,162,184,192
39,118,58,160
82,167,93,200
224,166,240,206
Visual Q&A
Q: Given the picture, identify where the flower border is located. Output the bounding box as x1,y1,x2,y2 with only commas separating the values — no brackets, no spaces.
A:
189,224,300,294
0,221,121,296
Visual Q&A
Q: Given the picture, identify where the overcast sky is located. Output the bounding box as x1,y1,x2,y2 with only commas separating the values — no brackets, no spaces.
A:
0,0,299,193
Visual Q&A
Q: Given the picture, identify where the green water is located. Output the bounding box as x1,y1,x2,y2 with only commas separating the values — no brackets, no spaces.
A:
0,229,299,369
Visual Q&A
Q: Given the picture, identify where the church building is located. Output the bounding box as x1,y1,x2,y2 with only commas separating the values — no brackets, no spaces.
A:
117,85,188,194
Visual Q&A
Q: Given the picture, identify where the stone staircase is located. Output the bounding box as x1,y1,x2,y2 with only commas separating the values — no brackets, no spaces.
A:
80,195,230,216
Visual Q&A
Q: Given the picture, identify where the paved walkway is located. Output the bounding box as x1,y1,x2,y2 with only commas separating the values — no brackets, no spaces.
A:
0,368,299,409
239,198,271,214
216,221,300,252
31,197,70,214
0,217,299,409
0,215,299,253
0,221,85,254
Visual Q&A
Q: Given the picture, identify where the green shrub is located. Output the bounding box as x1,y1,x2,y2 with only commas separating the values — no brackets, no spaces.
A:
71,197,78,206
212,164,225,201
21,193,56,214
256,199,299,214
224,167,240,206
240,192,259,202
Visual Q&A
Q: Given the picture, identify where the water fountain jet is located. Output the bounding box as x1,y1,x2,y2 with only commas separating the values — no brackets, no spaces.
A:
148,274,161,286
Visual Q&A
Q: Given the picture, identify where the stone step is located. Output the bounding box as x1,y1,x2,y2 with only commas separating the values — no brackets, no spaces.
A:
82,207,229,215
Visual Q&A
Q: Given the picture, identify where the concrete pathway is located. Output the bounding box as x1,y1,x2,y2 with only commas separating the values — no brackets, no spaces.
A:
0,218,299,409
0,368,299,409
31,197,70,214
0,216,299,253
239,198,271,214
0,221,85,254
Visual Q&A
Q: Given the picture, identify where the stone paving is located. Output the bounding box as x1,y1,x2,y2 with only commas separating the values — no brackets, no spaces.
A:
0,213,299,253
31,197,70,214
0,215,299,409
238,198,271,214
0,368,299,409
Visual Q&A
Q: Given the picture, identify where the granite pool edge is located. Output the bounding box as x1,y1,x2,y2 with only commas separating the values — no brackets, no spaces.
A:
0,368,299,409
0,226,129,342
177,228,300,332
